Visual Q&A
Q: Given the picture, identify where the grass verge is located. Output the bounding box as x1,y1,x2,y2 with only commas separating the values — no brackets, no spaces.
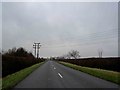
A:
59,61,120,85
2,62,44,90
0,78,2,90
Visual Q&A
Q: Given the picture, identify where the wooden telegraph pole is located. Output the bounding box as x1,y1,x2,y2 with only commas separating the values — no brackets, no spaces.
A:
33,42,41,58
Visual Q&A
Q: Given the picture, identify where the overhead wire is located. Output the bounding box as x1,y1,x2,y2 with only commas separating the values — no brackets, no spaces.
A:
42,36,117,49
42,28,118,44
41,28,118,48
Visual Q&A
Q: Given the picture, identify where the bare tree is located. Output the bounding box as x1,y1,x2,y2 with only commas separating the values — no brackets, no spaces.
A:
68,50,80,59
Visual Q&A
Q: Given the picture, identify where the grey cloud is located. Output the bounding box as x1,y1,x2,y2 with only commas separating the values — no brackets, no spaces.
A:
2,2,118,57
0,3,2,50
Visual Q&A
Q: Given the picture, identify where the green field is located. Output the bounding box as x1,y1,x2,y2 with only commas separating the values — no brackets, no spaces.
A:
59,61,120,85
2,62,44,90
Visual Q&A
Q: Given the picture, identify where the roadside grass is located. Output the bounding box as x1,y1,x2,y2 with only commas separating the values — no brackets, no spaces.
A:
59,61,120,85
2,62,44,90
0,78,2,90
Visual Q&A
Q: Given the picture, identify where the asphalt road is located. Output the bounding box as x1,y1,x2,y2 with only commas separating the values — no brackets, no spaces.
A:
14,60,119,88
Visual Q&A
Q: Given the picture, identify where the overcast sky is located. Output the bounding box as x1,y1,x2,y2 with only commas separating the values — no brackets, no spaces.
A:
1,2,118,58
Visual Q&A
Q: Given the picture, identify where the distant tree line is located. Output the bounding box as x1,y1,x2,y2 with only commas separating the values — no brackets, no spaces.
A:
49,50,81,60
58,50,81,59
3,47,34,58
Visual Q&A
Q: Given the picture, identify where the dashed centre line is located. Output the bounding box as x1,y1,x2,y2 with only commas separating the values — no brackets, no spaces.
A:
58,73,63,78
54,67,56,69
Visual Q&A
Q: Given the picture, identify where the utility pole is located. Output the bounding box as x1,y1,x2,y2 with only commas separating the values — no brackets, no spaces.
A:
33,43,37,58
98,50,103,58
33,42,41,58
37,43,41,59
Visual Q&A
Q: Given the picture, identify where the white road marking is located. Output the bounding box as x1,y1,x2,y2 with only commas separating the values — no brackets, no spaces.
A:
58,73,63,78
54,67,56,69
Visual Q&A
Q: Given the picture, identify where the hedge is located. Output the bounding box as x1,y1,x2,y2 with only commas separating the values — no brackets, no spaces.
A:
2,55,44,77
58,57,120,72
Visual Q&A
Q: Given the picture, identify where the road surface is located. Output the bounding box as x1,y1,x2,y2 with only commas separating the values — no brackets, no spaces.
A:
14,60,119,88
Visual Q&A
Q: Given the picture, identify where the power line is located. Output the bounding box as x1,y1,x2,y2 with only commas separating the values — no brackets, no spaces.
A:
42,40,115,49
42,28,118,46
43,34,116,48
42,32,117,47
35,28,118,49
